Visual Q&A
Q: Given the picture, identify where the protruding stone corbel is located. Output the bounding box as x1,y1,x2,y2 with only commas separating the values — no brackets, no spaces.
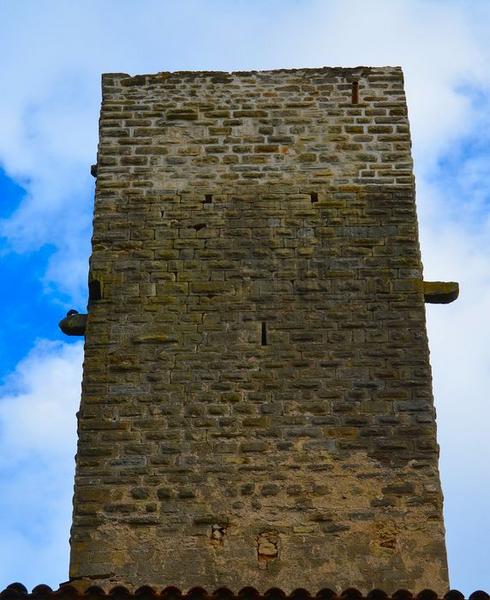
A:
59,310,87,336
423,281,459,304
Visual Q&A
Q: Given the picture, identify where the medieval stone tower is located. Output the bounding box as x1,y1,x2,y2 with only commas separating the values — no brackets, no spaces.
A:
65,67,458,594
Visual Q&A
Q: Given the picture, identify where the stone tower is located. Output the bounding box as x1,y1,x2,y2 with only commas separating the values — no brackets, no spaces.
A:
66,67,458,594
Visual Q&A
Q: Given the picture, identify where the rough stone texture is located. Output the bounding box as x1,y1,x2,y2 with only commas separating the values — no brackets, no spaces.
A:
70,67,449,593
423,281,459,304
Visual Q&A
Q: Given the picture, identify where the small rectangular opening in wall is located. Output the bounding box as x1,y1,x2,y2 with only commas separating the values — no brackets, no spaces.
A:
310,192,318,203
203,194,213,204
261,322,267,346
352,81,359,104
88,279,102,303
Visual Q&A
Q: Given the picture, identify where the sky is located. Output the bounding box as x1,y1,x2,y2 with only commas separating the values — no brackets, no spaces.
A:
0,0,489,594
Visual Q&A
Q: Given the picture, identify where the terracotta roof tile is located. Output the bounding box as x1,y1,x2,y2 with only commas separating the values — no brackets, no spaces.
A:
1,585,489,600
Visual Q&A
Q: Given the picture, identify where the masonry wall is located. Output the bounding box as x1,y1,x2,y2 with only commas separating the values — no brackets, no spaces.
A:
70,67,449,593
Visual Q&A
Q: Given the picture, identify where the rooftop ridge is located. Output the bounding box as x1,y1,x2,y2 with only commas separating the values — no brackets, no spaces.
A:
2,585,488,600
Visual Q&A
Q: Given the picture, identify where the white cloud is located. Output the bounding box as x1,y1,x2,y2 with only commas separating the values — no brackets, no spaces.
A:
0,340,83,459
0,340,83,589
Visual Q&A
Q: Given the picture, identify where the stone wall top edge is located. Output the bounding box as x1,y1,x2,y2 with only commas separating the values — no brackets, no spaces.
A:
101,65,403,85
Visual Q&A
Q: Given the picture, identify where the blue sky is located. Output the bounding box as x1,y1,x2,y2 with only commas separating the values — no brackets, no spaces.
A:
1,0,490,594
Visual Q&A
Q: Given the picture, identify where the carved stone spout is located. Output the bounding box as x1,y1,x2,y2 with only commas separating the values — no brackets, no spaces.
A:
59,310,87,336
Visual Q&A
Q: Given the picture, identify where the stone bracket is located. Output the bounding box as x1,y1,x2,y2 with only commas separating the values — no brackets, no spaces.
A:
59,311,87,336
423,281,459,304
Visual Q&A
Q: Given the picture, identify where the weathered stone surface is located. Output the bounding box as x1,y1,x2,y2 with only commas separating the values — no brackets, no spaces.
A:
59,311,87,336
423,281,459,304
70,67,449,594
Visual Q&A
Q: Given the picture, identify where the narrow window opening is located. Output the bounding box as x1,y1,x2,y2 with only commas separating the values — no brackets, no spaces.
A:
310,192,318,204
88,279,102,303
203,194,213,204
351,81,359,104
261,322,267,346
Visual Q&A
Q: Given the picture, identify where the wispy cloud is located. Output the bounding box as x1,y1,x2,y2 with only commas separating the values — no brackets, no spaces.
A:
0,340,83,589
